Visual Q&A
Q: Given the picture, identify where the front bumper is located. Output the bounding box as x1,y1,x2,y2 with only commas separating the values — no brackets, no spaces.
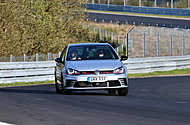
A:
63,73,128,90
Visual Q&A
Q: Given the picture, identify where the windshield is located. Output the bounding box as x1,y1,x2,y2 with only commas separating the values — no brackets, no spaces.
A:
66,45,119,61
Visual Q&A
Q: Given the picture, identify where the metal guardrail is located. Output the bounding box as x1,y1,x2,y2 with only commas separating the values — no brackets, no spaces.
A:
0,61,55,84
123,55,190,73
0,55,190,84
87,4,190,17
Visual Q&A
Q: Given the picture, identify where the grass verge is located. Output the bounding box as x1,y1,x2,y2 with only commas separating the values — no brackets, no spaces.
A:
129,68,190,78
0,68,190,87
0,81,54,88
87,10,190,20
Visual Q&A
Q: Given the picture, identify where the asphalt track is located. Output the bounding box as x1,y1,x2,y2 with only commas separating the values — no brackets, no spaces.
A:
87,12,190,29
0,76,190,125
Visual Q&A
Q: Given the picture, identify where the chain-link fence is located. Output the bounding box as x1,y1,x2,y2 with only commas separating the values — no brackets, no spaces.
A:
86,24,190,58
127,26,190,57
1,25,190,62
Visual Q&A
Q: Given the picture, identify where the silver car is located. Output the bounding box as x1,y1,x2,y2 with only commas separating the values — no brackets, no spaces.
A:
55,43,128,96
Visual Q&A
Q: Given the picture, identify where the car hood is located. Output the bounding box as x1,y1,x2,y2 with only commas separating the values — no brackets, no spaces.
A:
66,60,123,71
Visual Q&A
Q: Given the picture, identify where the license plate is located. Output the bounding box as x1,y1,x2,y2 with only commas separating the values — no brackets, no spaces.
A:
88,76,107,82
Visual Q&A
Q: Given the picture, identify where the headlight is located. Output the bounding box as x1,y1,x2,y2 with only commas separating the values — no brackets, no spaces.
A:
113,67,125,74
67,68,80,75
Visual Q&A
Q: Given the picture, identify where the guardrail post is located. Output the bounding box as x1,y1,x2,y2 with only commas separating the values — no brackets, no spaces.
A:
48,53,50,61
24,54,26,62
147,27,151,56
99,28,102,40
118,35,120,51
182,32,184,56
125,26,135,57
105,30,107,38
36,53,39,62
126,34,128,56
155,0,157,7
156,32,160,56
143,31,146,57
122,39,124,52
170,32,173,56
93,27,96,33
171,0,174,8
139,0,142,7
111,32,114,42
10,55,13,62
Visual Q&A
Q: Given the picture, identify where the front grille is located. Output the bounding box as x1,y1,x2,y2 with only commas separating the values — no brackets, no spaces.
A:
100,71,113,74
80,71,94,75
78,70,113,75
73,80,121,88
73,81,107,88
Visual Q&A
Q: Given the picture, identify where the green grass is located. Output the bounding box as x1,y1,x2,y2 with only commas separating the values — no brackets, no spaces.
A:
87,10,190,19
0,68,190,87
0,80,54,87
129,68,190,78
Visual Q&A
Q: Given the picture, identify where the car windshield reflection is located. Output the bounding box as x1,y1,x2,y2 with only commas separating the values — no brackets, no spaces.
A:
66,45,119,61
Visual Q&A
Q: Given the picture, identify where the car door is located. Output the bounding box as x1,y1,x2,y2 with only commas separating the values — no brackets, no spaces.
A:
55,46,67,82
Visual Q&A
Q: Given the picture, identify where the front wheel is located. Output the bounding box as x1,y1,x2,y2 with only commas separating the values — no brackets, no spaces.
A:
118,88,128,96
55,76,64,94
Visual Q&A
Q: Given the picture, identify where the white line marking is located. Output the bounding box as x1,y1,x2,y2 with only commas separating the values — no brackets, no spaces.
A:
0,121,15,125
176,101,188,104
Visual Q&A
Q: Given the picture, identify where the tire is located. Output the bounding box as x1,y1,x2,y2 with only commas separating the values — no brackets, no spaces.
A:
118,88,128,96
55,75,63,94
108,89,117,96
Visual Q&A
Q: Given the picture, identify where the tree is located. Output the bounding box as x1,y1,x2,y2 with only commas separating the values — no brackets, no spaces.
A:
0,0,87,56
174,0,188,8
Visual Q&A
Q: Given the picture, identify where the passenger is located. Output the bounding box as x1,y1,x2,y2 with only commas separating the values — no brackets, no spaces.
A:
97,49,104,58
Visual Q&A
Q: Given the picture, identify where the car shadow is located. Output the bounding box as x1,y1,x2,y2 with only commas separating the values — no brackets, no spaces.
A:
67,91,109,96
0,84,111,96
0,88,55,95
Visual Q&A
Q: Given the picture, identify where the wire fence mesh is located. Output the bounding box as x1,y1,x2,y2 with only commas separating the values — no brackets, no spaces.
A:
127,26,190,57
0,25,190,62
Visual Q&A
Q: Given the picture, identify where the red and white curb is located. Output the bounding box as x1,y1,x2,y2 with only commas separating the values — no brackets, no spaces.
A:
0,122,14,125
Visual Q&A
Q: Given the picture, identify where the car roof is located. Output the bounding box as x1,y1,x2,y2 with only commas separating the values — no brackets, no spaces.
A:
68,43,110,47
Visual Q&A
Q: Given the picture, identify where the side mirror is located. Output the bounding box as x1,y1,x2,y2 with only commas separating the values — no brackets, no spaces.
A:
55,57,62,63
121,56,128,61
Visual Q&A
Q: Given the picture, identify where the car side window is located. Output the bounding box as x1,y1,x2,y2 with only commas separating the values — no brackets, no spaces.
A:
60,47,67,63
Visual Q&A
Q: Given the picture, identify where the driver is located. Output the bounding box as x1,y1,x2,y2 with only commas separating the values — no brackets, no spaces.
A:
70,50,78,60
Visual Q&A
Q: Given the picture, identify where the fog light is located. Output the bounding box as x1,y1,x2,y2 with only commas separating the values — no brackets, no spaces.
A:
66,80,76,87
71,81,76,85
107,82,109,87
119,79,125,85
